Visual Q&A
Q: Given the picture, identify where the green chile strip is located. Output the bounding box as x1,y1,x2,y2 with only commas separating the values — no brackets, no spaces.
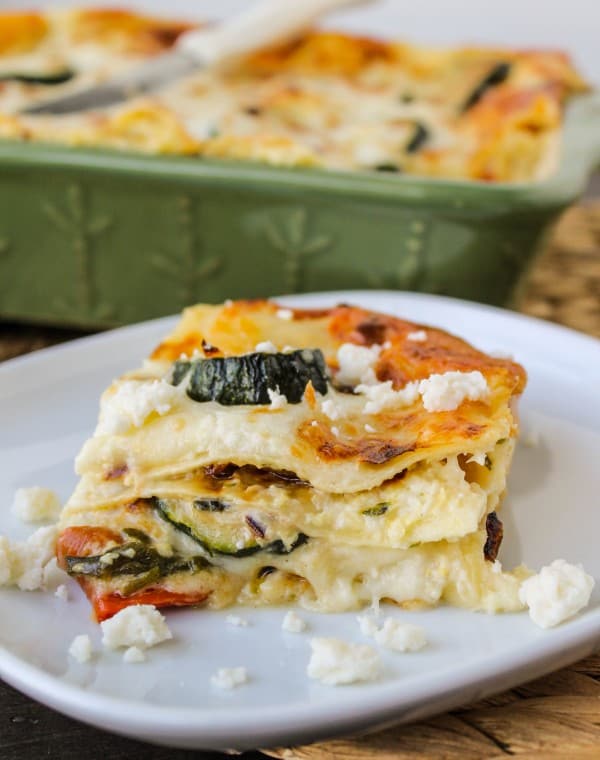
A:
65,540,210,579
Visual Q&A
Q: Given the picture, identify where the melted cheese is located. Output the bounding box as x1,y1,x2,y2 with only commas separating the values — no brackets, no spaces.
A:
62,444,514,551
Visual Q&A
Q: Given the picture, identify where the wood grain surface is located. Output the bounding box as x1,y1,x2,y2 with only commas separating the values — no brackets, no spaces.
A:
1,201,599,759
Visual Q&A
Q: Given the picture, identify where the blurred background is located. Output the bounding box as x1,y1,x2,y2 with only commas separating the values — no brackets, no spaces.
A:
2,0,598,84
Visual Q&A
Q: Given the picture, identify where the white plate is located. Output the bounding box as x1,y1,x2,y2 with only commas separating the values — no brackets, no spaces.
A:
1,291,599,751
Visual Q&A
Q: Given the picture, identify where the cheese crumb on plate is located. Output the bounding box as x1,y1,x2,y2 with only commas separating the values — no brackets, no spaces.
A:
226,614,249,627
358,615,427,652
307,637,381,685
519,559,595,628
211,667,249,690
123,646,146,664
282,611,308,633
11,487,62,523
69,635,93,664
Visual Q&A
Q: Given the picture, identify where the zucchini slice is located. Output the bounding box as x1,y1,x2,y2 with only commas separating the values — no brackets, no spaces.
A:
405,122,429,154
170,348,329,405
462,62,511,112
153,497,309,558
0,69,75,85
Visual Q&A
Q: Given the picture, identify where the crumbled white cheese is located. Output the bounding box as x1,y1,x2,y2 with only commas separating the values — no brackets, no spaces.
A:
101,605,173,650
123,646,146,664
406,330,427,342
97,380,181,435
226,614,249,627
357,614,380,637
358,615,427,652
418,371,489,412
0,537,12,586
364,423,376,433
356,379,420,415
55,584,69,601
211,666,249,690
42,557,66,591
331,426,340,437
336,343,381,386
11,487,62,524
69,635,93,664
307,638,381,685
311,420,319,427
374,619,427,652
519,559,595,629
282,611,308,633
255,341,278,353
321,398,341,420
267,388,288,409
276,308,293,320
11,526,59,591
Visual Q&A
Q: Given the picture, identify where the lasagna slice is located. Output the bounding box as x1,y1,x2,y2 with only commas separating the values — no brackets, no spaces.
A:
57,300,528,621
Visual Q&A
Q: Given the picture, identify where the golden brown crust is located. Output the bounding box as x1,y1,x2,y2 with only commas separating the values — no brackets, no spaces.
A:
64,8,194,54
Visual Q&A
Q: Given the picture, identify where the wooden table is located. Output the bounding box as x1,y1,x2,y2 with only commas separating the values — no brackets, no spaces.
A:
2,202,599,758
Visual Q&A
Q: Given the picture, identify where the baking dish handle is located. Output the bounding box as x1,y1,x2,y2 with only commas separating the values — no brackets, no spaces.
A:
178,0,376,65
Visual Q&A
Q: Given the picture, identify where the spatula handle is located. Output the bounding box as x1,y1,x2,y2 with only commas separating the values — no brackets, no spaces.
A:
178,0,376,65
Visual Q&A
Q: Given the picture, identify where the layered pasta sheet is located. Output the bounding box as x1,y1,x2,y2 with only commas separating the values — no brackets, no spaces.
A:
57,301,529,620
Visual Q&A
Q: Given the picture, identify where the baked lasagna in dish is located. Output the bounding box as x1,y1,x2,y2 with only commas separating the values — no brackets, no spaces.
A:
57,300,529,621
0,8,587,181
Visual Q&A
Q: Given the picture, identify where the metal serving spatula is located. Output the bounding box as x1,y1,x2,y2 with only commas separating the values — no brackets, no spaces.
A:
22,0,373,115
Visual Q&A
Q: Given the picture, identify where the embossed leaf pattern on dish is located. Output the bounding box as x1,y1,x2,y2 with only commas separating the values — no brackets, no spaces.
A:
264,208,332,292
152,195,223,307
42,183,113,319
368,219,430,291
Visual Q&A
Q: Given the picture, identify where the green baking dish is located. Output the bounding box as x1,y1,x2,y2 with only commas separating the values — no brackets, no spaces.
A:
0,92,598,329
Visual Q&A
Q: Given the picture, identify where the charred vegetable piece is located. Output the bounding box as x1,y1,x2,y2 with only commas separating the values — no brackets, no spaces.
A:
462,62,511,112
65,540,210,580
405,122,429,153
194,499,229,512
375,163,401,173
0,69,75,85
361,503,389,517
153,497,309,558
265,533,309,555
483,511,504,562
171,349,329,405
